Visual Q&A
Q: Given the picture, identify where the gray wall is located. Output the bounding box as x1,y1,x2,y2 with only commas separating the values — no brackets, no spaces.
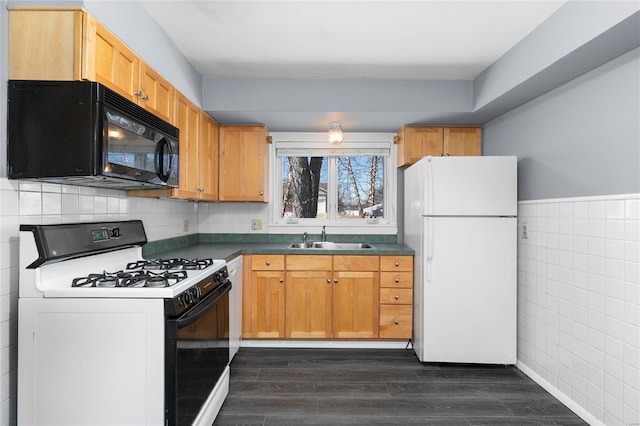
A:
483,47,640,201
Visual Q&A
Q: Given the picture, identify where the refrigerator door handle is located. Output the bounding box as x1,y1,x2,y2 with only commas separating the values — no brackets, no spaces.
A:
425,217,433,283
426,156,434,216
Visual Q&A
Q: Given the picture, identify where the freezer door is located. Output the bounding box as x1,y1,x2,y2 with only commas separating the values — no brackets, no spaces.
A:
420,216,517,364
418,156,517,217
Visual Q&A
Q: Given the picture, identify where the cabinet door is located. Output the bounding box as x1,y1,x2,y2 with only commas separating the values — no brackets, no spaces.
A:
173,93,201,199
219,126,269,202
333,271,379,339
443,128,482,156
397,127,443,167
140,63,175,124
9,9,83,80
198,114,219,201
85,17,140,104
250,270,285,338
285,270,333,338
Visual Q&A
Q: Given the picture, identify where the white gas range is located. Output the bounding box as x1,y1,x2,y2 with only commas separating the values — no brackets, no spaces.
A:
17,220,231,426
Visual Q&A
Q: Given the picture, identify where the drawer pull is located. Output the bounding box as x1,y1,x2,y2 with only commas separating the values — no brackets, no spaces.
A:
394,262,400,267
265,261,270,266
394,320,399,325
394,278,400,283
394,295,399,300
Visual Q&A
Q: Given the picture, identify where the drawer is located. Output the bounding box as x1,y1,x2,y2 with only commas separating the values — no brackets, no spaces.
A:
251,254,285,270
379,305,412,339
286,255,332,270
380,272,413,288
333,255,379,271
380,256,413,271
380,288,412,305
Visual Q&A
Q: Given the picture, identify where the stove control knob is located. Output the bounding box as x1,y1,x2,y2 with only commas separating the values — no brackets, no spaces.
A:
111,227,120,238
177,294,185,306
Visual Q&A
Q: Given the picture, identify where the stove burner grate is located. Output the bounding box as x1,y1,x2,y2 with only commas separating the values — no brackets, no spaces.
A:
72,270,188,288
126,258,214,271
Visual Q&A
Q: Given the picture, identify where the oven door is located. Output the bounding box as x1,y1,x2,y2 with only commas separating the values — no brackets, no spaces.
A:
165,280,231,426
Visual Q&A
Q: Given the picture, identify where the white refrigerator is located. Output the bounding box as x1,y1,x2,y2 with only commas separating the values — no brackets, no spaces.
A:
404,156,517,364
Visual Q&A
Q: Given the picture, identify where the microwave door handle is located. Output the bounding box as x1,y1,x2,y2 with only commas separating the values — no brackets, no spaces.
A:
155,138,172,183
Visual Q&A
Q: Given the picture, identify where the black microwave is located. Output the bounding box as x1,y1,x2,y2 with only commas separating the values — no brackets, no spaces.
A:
7,80,179,189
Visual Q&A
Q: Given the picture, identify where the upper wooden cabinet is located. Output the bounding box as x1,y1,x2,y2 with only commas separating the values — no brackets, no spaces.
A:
396,126,482,167
173,93,202,200
198,114,220,201
9,7,174,123
219,125,270,202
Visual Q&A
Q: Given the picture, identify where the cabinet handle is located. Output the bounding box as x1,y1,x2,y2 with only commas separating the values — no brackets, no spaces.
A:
259,191,264,196
394,295,399,300
394,262,400,267
327,279,331,284
394,320,399,325
394,278,400,283
334,279,338,284
265,261,270,266
133,90,149,101
279,278,284,283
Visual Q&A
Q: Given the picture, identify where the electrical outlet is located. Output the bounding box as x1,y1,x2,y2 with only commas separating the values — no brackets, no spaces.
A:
251,218,263,231
521,223,528,239
183,219,189,232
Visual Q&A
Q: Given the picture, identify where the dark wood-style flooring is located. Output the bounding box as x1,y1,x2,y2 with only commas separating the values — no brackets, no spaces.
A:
213,348,588,426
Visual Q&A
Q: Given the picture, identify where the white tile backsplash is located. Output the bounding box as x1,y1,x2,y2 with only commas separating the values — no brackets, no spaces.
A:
518,194,640,426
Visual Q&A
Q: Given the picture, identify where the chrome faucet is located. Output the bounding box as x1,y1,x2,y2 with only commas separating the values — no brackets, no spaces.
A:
302,232,308,244
321,226,326,242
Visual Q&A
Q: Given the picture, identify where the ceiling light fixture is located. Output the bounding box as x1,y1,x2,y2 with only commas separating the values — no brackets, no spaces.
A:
327,121,344,144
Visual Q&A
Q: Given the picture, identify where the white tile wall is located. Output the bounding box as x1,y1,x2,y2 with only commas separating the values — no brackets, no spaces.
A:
0,177,198,425
199,201,270,233
518,194,640,426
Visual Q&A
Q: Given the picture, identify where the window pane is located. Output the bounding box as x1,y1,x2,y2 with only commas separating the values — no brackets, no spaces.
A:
337,156,384,219
281,156,328,219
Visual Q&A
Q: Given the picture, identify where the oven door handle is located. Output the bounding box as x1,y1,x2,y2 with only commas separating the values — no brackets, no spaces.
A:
176,281,231,328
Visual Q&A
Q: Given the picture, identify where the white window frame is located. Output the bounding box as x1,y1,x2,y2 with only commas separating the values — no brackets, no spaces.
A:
269,132,397,235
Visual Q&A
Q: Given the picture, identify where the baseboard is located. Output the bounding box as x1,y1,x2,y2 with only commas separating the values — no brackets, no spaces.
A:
517,361,603,426
240,339,411,349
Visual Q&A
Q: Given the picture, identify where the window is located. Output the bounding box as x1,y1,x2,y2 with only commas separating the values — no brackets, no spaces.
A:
271,133,396,232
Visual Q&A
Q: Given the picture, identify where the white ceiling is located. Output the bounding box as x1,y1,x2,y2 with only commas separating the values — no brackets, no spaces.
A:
141,0,566,81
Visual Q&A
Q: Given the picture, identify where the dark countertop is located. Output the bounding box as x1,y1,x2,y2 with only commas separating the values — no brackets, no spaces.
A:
146,242,414,262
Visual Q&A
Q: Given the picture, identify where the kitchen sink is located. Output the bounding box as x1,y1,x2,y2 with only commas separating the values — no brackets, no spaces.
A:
287,242,376,250
288,242,314,249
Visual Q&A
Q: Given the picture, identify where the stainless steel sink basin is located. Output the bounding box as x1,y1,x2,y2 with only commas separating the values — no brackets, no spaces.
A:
287,242,376,250
287,242,313,249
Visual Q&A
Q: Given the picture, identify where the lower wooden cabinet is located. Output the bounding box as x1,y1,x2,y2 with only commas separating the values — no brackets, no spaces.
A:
242,255,286,338
243,253,412,340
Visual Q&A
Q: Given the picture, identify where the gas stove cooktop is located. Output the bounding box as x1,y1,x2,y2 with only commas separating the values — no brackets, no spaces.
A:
18,221,228,299
71,258,215,288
